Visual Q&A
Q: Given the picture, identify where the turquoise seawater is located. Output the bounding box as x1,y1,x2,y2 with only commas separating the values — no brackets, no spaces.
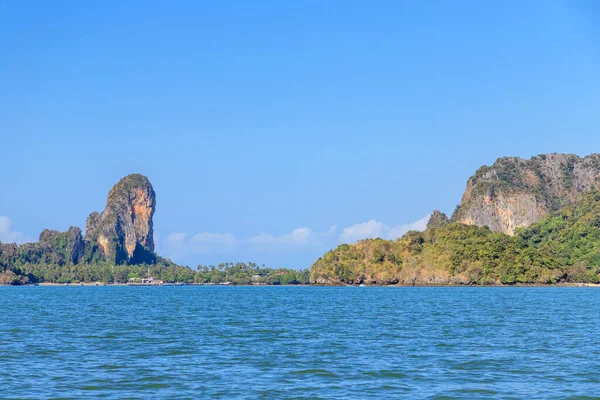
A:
1,286,599,399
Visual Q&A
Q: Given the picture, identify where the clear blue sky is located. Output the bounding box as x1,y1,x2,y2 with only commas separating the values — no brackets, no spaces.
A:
1,0,599,268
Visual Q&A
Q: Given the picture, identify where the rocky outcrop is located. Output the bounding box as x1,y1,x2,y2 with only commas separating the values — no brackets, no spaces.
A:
39,227,84,264
426,210,449,229
452,153,600,235
1,173,165,274
85,174,156,264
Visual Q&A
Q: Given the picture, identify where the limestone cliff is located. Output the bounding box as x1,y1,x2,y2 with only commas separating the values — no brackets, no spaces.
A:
85,174,156,264
452,153,600,235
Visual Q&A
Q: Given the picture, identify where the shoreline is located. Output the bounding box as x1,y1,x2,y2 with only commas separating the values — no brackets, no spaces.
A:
33,283,311,287
314,283,600,288
2,282,599,287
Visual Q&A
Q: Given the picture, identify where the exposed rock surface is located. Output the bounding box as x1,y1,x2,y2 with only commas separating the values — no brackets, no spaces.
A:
85,174,156,264
452,153,600,235
39,227,84,264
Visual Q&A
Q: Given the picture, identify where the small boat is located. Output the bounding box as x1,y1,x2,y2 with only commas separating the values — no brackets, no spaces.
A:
359,284,367,287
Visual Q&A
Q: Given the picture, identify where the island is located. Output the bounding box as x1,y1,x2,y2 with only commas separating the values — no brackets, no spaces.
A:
0,174,309,285
310,153,600,285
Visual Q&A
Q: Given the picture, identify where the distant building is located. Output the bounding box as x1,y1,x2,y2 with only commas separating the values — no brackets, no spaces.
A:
128,276,164,286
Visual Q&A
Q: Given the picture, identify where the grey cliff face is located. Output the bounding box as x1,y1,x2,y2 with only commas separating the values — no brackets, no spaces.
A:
452,153,600,235
85,174,156,264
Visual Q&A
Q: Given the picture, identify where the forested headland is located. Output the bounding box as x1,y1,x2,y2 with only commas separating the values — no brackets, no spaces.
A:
311,154,600,286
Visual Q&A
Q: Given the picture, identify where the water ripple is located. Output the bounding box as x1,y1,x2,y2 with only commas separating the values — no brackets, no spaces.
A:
1,286,599,398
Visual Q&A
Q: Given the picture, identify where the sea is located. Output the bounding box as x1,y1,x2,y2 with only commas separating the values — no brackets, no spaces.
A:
1,286,599,399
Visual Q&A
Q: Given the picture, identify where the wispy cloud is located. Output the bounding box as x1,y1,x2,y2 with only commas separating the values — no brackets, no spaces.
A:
159,215,430,265
2,213,430,267
247,226,336,249
0,216,32,244
338,215,430,243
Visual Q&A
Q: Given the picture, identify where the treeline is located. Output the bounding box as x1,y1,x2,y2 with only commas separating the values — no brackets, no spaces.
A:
195,262,310,285
0,254,192,285
0,250,309,286
311,190,600,285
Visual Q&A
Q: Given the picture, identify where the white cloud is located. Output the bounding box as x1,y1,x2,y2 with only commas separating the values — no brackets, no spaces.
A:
157,215,430,263
339,215,430,243
249,228,312,246
388,215,430,238
339,220,386,243
247,225,336,249
0,216,31,244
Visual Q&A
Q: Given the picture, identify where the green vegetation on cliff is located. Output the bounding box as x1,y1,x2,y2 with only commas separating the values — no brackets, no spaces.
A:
311,190,600,285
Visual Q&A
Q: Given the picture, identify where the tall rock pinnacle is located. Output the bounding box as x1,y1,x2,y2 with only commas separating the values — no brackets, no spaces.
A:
85,174,156,264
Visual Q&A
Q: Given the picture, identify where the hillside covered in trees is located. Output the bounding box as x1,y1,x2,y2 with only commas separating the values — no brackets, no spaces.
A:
0,226,309,285
311,190,600,285
0,250,309,286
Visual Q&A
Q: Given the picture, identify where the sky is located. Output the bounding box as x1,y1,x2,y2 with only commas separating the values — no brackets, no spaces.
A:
1,0,600,268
